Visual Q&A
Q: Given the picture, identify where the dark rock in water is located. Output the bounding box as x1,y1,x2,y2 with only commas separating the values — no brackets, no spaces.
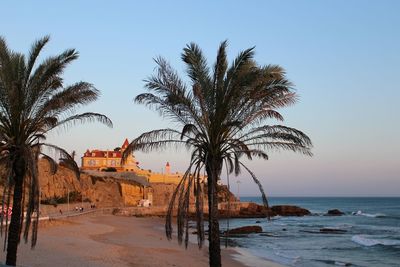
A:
225,225,263,235
218,202,312,218
326,209,345,216
319,228,347,234
255,220,261,223
316,260,352,266
282,228,287,231
240,202,268,217
270,205,311,216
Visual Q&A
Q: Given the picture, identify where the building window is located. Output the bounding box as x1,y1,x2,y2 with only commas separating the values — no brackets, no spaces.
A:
88,160,96,166
92,153,95,157
110,160,116,166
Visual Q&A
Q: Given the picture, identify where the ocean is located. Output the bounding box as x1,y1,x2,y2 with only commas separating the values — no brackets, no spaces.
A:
219,197,400,267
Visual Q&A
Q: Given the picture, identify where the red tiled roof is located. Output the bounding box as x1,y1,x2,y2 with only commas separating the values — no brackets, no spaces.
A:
122,138,129,149
83,139,130,158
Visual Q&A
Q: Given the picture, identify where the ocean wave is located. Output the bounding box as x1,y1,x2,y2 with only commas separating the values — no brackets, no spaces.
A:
231,247,290,267
352,210,387,218
275,250,302,263
351,235,400,247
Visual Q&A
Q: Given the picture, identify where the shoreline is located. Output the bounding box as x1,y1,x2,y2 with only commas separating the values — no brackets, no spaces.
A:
0,214,286,267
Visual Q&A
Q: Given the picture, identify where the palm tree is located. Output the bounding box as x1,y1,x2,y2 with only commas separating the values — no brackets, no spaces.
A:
0,36,112,266
123,41,312,267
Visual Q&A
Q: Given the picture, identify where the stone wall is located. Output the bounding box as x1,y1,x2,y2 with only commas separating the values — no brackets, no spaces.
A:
150,182,237,207
150,183,179,206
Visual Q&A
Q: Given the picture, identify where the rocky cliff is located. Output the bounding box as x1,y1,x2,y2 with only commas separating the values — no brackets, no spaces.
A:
1,160,147,208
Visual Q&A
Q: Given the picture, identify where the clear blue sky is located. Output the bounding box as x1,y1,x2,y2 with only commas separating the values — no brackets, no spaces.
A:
1,1,399,196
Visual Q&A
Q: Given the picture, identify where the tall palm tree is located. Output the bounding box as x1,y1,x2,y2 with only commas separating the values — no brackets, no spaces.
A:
123,41,312,267
0,36,112,266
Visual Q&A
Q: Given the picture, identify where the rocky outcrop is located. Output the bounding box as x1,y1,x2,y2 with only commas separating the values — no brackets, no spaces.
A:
320,228,347,234
217,185,238,203
218,202,267,218
326,209,345,216
270,205,311,216
39,160,83,200
225,225,263,235
218,202,311,218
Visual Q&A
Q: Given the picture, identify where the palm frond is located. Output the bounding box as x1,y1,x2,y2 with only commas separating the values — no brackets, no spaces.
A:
46,112,113,133
40,153,57,174
122,129,185,162
166,161,195,240
182,43,211,86
37,144,80,179
24,36,50,86
240,162,270,219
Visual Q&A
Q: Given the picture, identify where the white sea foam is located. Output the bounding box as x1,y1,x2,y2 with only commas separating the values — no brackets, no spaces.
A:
353,210,386,218
229,247,287,267
351,235,400,247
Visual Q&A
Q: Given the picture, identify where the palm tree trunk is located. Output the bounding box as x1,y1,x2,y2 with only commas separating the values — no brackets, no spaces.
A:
206,161,221,267
6,156,26,266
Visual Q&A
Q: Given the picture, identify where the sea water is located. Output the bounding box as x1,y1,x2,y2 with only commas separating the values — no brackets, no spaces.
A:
219,197,400,267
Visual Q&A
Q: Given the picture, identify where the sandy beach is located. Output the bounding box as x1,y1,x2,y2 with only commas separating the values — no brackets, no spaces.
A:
0,214,285,267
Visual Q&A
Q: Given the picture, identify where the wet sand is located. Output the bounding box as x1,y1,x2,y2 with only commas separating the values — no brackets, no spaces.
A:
0,214,285,267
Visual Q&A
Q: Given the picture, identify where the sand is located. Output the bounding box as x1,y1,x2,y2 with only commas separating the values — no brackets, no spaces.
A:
0,214,285,267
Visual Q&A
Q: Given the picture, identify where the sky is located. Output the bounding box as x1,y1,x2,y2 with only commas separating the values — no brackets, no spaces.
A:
1,1,399,196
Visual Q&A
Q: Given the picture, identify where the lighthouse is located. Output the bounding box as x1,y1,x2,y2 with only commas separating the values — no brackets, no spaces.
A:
165,162,171,175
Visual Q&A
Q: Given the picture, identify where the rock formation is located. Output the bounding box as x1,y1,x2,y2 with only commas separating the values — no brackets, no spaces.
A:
218,202,311,218
270,205,311,216
326,209,345,216
225,225,263,235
